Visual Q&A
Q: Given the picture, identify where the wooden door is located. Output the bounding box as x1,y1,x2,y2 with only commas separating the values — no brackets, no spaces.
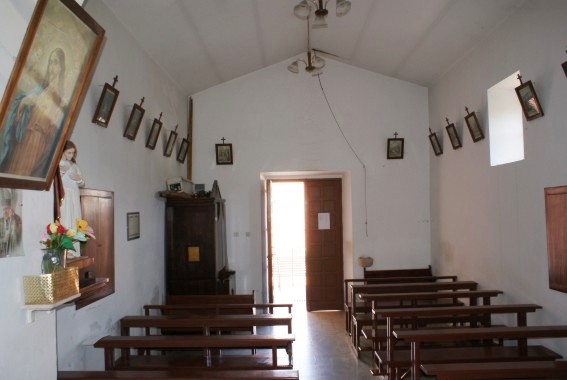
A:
304,179,343,311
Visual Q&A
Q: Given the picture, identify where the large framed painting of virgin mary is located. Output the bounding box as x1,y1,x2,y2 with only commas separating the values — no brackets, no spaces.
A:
0,0,105,190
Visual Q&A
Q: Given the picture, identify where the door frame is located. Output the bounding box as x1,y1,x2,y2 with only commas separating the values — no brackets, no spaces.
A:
262,172,352,305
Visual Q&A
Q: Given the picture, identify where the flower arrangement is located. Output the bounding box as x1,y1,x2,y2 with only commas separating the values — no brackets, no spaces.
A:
40,219,95,273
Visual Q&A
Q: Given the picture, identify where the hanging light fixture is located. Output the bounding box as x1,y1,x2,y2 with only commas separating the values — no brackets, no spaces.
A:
293,0,351,28
288,18,326,75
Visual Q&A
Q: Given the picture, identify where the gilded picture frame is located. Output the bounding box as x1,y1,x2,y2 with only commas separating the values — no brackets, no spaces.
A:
0,0,105,190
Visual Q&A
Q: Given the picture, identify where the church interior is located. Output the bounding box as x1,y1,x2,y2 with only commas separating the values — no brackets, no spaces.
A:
0,1,567,379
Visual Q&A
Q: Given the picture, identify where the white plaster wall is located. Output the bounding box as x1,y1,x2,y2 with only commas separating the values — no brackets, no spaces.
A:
0,1,187,378
429,0,567,356
192,57,431,300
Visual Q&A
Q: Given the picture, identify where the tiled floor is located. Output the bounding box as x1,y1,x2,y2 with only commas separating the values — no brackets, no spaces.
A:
290,304,376,380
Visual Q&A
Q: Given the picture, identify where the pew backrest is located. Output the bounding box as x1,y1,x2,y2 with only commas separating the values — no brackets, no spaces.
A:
144,303,292,316
58,369,300,380
363,266,432,279
121,314,293,335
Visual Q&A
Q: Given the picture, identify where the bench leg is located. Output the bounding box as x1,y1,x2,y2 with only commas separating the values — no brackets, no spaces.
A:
272,346,278,367
103,348,115,370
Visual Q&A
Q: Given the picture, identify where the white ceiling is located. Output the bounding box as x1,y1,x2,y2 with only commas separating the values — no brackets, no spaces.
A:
101,0,526,96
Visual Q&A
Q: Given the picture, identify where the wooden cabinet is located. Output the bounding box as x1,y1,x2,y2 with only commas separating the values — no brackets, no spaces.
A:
163,194,231,296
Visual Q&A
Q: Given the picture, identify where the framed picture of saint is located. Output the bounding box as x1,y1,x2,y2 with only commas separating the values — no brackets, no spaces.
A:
0,0,105,190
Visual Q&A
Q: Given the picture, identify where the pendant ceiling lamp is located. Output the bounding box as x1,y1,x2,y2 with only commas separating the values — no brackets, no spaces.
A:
287,18,326,75
293,0,351,28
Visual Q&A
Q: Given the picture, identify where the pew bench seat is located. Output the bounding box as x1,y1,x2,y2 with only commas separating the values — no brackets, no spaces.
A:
113,354,293,371
94,334,294,370
372,345,561,377
392,324,567,380
420,360,567,379
352,303,469,355
58,369,300,380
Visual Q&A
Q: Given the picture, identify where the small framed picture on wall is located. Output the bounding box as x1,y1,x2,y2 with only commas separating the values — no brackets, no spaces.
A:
445,118,461,150
127,212,140,241
387,133,404,159
123,98,145,140
93,77,119,127
146,113,163,150
464,107,485,142
177,138,189,163
515,75,544,121
216,139,233,165
164,127,178,157
428,128,443,156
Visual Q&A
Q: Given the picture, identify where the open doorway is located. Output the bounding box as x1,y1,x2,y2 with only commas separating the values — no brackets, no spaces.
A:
267,178,344,311
268,181,306,305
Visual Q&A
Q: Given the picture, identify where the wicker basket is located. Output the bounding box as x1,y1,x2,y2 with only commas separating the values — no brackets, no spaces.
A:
23,267,79,305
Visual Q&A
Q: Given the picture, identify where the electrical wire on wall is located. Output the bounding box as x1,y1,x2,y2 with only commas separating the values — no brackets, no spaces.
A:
316,74,369,237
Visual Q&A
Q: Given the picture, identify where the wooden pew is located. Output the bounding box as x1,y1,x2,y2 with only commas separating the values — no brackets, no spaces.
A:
396,325,567,380
344,264,434,334
349,281,478,352
120,314,293,336
166,293,255,306
144,303,293,316
360,290,503,351
94,334,295,370
157,293,262,335
343,275,457,334
363,266,433,279
375,304,544,380
421,360,567,380
58,369,300,379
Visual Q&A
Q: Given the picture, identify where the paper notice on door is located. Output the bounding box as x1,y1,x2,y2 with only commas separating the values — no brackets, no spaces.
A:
318,213,330,230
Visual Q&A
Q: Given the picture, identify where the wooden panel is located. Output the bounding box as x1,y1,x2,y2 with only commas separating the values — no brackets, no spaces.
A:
304,179,343,311
545,185,567,293
77,188,115,309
